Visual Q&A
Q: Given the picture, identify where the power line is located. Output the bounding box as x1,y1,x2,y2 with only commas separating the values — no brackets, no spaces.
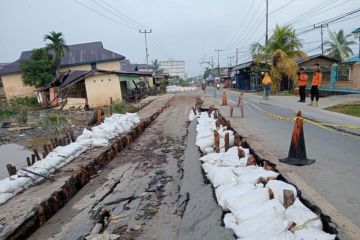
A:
139,29,152,65
269,0,296,15
90,0,140,29
224,0,256,50
73,0,138,30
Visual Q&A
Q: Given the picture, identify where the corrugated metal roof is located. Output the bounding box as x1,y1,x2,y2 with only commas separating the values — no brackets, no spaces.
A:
296,54,339,64
0,41,125,75
341,55,360,64
231,61,253,71
352,27,360,34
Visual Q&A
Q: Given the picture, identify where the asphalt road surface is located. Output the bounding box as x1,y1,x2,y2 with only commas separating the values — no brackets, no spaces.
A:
207,87,360,229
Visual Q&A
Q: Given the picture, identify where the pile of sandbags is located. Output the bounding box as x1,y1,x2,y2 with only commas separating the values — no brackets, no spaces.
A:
195,111,336,240
0,112,141,205
166,85,197,93
195,112,235,154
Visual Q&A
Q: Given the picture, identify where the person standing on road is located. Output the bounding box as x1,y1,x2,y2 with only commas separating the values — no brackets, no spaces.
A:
298,68,308,102
262,72,272,100
309,63,322,107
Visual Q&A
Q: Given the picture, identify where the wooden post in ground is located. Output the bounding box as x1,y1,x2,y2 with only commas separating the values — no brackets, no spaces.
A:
226,120,231,130
230,106,234,118
69,131,75,142
224,132,230,152
214,130,220,153
51,139,57,149
283,190,295,208
33,149,41,161
26,157,31,166
110,97,113,115
31,154,36,165
47,143,53,152
43,144,49,156
97,108,102,125
6,164,14,176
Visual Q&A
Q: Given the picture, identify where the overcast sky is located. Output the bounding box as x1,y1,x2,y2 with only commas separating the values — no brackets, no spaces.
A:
1,0,359,77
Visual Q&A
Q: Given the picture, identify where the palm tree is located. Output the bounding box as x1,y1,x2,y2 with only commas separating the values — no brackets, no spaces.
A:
324,29,356,61
151,59,162,73
44,31,68,77
250,25,306,92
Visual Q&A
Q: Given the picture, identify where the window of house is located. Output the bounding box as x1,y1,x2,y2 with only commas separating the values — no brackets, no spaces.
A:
90,62,97,70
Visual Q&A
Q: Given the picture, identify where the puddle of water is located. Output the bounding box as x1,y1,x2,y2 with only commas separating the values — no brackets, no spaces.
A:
0,144,32,179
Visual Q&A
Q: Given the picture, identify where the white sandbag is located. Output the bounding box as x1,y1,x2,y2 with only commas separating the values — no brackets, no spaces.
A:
266,180,297,205
196,137,214,151
233,199,285,223
236,231,295,240
119,121,132,132
215,183,256,210
285,198,322,230
294,227,336,240
0,192,13,205
223,187,271,213
199,152,224,163
92,138,109,147
206,166,238,187
203,147,215,154
202,162,216,174
236,168,279,185
76,134,90,141
225,207,288,238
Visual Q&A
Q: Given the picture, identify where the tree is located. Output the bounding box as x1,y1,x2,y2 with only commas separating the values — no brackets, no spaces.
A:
250,25,307,92
151,59,162,73
324,29,356,61
44,31,68,77
20,48,54,88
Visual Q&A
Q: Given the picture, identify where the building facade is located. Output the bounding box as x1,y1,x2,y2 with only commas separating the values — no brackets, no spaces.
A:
159,60,186,79
0,42,125,99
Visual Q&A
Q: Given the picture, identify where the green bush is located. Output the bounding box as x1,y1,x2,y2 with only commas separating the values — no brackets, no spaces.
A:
16,110,28,125
111,101,136,114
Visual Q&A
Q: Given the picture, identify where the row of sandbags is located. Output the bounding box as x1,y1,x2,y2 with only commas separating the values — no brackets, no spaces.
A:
194,111,336,240
166,85,197,93
195,112,234,154
0,112,141,205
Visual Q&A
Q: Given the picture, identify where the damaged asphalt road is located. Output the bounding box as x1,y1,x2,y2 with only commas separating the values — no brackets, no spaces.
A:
28,93,234,240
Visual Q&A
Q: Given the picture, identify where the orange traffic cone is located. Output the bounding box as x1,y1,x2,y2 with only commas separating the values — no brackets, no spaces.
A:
221,91,228,106
280,111,315,166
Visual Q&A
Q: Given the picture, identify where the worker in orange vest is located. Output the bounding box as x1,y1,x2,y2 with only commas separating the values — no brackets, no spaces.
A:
309,63,322,107
262,72,272,100
298,68,308,103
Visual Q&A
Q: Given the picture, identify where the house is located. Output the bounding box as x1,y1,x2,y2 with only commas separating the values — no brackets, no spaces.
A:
296,54,340,89
0,63,9,98
340,56,360,90
38,69,153,107
231,61,269,91
0,42,126,99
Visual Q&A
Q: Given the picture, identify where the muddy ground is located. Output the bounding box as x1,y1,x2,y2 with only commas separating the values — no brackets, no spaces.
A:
27,93,233,240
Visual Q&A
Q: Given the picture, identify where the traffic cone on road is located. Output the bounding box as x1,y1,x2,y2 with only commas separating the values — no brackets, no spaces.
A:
221,91,228,106
280,111,315,166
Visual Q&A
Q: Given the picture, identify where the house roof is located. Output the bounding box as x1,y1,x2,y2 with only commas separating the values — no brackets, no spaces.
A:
38,69,153,92
341,55,360,64
296,54,339,64
0,41,126,75
352,27,360,34
231,61,253,71
121,63,154,73
0,63,9,70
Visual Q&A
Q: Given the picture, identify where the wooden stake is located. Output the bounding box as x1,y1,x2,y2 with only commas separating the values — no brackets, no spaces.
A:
70,131,75,142
6,164,14,176
283,190,295,208
224,132,229,152
43,144,49,156
51,139,57,149
26,157,31,166
47,143,53,152
31,154,36,165
33,149,41,161
97,108,102,125
110,97,113,115
214,130,220,153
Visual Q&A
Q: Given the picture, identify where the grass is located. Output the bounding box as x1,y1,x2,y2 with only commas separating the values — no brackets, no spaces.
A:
326,103,360,118
111,101,137,114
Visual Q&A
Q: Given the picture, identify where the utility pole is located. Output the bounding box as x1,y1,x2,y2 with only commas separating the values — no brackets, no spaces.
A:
314,24,328,55
139,29,152,65
227,56,234,67
215,49,223,80
265,0,269,45
236,48,239,65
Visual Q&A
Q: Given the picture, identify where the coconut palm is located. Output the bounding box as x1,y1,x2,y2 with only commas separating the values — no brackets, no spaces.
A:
44,31,68,77
324,29,356,61
151,59,162,73
250,25,307,92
